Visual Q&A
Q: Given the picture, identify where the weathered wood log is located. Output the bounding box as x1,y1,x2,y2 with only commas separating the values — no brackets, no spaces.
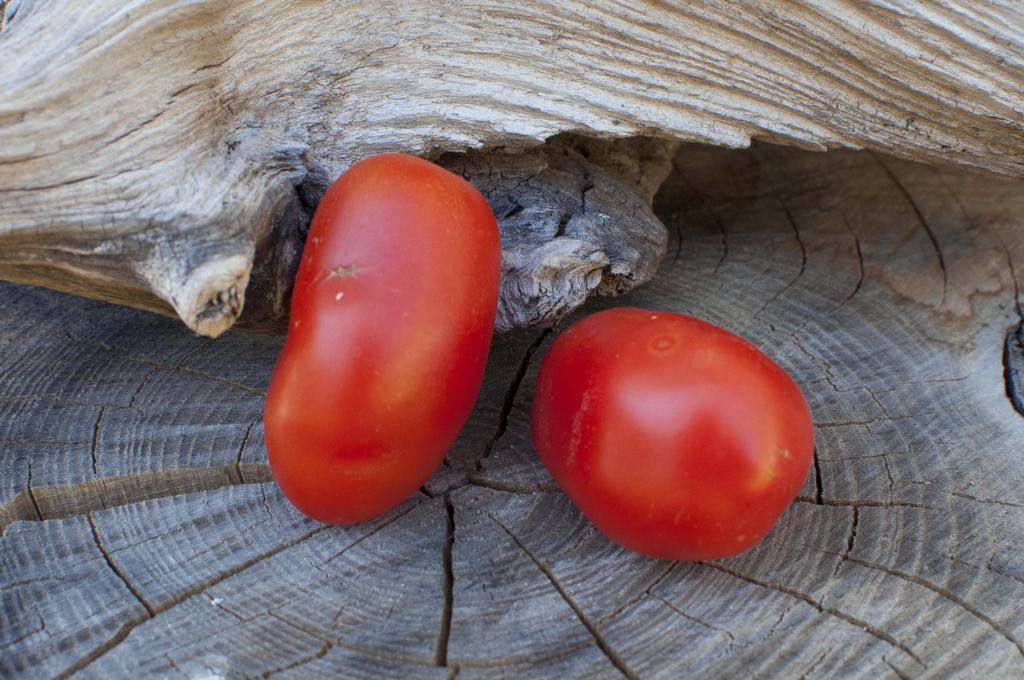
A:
3,144,1023,677
1,1,1022,336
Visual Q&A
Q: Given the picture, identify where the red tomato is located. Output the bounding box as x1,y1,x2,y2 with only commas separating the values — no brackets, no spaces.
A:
531,308,814,560
265,153,501,524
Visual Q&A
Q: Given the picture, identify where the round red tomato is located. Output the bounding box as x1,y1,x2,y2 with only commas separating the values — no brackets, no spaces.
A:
265,153,501,524
531,308,814,560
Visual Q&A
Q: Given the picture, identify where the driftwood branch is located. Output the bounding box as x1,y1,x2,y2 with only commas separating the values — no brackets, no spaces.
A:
1,1,1022,335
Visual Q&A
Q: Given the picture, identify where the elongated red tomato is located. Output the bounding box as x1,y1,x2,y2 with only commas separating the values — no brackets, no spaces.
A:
532,308,814,560
265,153,501,524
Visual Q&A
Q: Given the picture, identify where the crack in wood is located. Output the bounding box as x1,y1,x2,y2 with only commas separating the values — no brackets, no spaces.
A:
948,555,1024,589
949,490,1024,510
812,447,824,505
837,212,865,308
845,556,1024,657
490,514,641,680
25,461,42,521
64,523,332,676
268,609,437,668
53,615,149,680
757,190,807,316
599,562,678,624
475,329,551,473
870,153,948,307
670,167,728,273
797,647,831,680
234,414,262,483
435,497,456,667
89,406,106,476
654,594,736,644
1003,321,1024,417
793,497,932,510
66,332,267,396
832,507,858,578
261,641,330,678
127,365,158,414
87,513,155,617
883,656,912,680
702,562,925,666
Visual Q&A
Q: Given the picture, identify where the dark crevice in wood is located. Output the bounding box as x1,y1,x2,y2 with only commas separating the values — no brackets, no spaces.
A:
65,524,332,676
812,448,824,505
89,406,106,476
599,562,678,624
435,496,455,667
54,615,149,680
870,152,948,306
793,497,932,510
703,562,925,666
862,385,913,497
127,365,158,413
0,464,272,531
655,595,736,643
320,501,427,566
837,212,865,307
261,640,331,678
833,507,858,578
668,166,729,273
1002,321,1024,418
796,648,831,680
949,490,1024,510
948,556,1024,589
815,413,932,428
66,331,267,397
712,204,729,276
579,173,595,215
554,211,571,239
671,208,684,264
989,213,1024,418
883,656,912,680
25,461,42,521
269,609,437,668
475,329,551,472
768,606,793,641
155,523,325,610
490,514,640,680
845,556,1024,657
234,414,262,484
1000,226,1023,320
87,513,155,617
757,190,808,316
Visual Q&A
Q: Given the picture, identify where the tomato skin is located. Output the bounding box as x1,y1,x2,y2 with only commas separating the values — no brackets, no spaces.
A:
265,153,501,524
531,308,814,560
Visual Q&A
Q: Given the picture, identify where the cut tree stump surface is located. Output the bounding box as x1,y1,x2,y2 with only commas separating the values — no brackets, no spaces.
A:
2,144,1024,678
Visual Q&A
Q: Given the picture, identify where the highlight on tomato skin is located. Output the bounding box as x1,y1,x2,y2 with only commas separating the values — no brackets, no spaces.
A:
264,153,502,525
530,307,815,561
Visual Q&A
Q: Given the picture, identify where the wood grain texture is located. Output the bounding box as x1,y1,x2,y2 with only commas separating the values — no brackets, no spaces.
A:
3,144,1024,677
1,1,1022,336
